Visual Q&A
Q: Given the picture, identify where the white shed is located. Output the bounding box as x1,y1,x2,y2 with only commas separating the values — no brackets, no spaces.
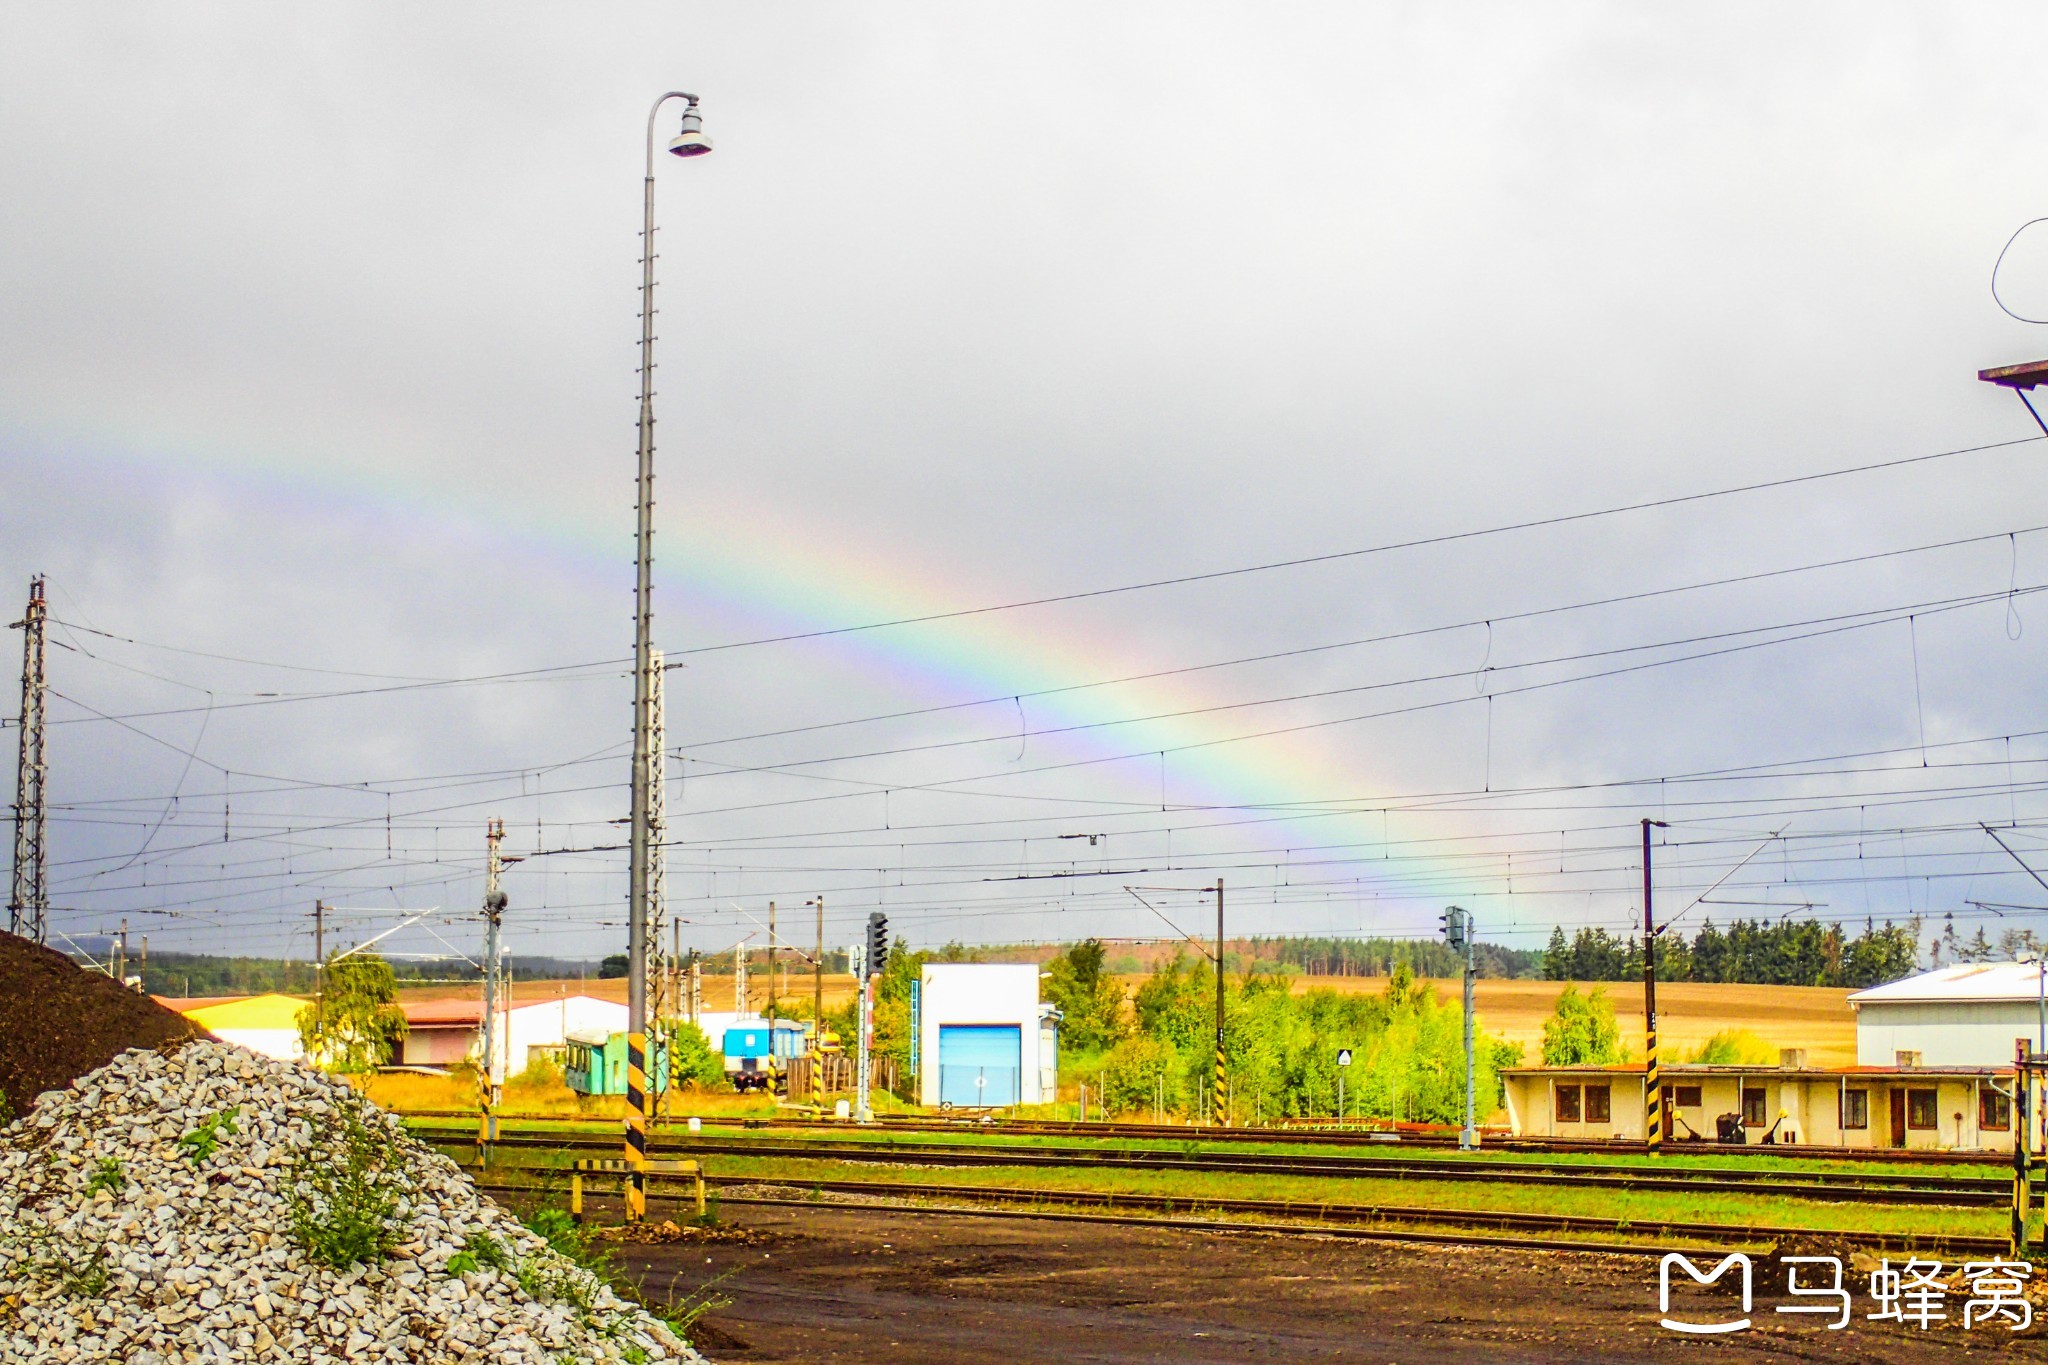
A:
917,963,1055,1108
1850,962,2048,1067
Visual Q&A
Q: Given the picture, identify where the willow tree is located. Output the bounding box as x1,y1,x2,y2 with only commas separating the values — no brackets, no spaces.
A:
296,952,408,1073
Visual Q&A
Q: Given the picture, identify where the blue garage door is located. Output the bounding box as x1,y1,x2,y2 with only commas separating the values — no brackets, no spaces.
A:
938,1024,1022,1107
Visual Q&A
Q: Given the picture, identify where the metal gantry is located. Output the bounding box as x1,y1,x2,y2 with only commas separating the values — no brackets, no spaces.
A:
9,575,47,944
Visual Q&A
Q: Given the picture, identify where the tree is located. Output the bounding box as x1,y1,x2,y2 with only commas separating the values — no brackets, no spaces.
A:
1045,938,1129,1054
662,1021,728,1090
1542,927,1570,980
1540,984,1622,1066
297,952,408,1074
598,953,629,979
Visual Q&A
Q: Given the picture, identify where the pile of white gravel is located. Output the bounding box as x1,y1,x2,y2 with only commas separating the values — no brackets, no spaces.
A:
0,1040,709,1364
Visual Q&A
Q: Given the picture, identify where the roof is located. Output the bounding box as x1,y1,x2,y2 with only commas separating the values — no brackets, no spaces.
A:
403,994,622,1027
1847,962,2048,1005
402,999,482,1026
152,995,242,1012
1980,358,2048,390
175,993,310,1031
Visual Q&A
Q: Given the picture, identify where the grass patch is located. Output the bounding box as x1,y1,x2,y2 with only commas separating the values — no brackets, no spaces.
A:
689,1151,2004,1242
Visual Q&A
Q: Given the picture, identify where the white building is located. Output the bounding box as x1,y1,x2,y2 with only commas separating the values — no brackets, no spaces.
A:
401,994,627,1080
1850,962,2048,1067
917,963,1057,1108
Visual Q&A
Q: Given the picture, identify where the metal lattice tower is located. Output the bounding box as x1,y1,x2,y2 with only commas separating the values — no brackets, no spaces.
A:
9,576,47,944
646,649,668,1022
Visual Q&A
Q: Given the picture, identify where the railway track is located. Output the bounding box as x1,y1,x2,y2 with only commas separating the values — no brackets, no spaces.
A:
412,1124,2007,1207
469,1173,2006,1261
398,1107,2006,1164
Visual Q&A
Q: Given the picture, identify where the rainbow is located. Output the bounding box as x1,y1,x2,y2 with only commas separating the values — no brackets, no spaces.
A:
4,415,1467,915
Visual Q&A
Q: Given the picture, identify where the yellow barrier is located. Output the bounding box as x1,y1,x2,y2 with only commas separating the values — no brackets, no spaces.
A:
570,1157,706,1222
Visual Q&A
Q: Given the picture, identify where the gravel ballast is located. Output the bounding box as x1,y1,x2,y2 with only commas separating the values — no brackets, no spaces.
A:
0,1040,710,1363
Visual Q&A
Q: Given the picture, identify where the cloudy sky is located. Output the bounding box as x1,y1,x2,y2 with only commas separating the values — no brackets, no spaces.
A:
8,4,2048,970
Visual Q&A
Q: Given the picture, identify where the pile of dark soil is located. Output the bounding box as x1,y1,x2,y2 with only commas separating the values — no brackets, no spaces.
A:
0,931,208,1117
595,1217,780,1247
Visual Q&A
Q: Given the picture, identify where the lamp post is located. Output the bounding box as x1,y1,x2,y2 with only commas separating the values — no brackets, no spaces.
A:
625,89,711,1223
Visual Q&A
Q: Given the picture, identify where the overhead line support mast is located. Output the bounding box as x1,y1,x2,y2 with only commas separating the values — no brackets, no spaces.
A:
9,575,46,944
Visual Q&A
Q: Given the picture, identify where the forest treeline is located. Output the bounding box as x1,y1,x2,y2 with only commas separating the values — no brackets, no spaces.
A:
1539,918,1922,989
115,911,1951,1001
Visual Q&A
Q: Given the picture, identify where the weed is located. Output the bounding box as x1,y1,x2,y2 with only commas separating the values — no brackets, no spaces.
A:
0,1090,13,1126
83,1157,125,1198
522,1206,612,1278
4,1223,110,1298
284,1099,405,1269
54,1243,109,1297
622,1347,648,1365
656,1267,737,1345
447,1229,512,1277
177,1106,241,1163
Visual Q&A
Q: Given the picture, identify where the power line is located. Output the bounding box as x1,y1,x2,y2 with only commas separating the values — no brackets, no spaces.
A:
665,434,2041,656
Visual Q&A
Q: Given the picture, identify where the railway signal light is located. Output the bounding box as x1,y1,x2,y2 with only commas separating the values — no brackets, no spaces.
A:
865,912,889,980
1439,905,1468,952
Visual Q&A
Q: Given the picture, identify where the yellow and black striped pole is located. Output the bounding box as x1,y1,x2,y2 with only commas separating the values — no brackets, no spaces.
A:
1642,818,1667,1153
624,1031,649,1222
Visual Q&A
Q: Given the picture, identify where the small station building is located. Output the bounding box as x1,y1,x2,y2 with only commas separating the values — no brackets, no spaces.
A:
1500,1054,2015,1151
917,963,1059,1109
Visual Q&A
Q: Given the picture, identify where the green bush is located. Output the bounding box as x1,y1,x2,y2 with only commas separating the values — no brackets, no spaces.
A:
662,1022,728,1091
284,1100,404,1269
1080,953,1520,1124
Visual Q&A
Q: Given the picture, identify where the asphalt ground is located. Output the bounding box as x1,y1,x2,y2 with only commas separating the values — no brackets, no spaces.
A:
617,1202,2048,1363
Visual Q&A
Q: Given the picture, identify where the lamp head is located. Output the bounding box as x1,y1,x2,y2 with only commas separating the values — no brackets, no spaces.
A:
668,102,712,158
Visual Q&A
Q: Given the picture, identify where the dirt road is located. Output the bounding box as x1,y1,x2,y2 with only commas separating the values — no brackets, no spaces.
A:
620,1203,2039,1363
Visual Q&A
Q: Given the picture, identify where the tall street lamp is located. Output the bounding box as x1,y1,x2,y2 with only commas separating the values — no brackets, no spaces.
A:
626,89,711,1222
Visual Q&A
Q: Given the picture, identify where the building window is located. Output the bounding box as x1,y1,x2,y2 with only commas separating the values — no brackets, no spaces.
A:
1556,1084,1582,1123
1840,1089,1868,1130
1673,1085,1702,1109
1907,1088,1938,1130
1586,1084,1612,1124
1982,1089,2012,1132
1742,1087,1767,1126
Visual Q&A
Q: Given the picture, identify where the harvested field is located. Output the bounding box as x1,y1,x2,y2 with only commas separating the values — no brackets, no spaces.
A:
1113,974,1858,1068
0,931,208,1116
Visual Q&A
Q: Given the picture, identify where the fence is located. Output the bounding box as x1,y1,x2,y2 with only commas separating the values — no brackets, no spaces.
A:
786,1054,899,1101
